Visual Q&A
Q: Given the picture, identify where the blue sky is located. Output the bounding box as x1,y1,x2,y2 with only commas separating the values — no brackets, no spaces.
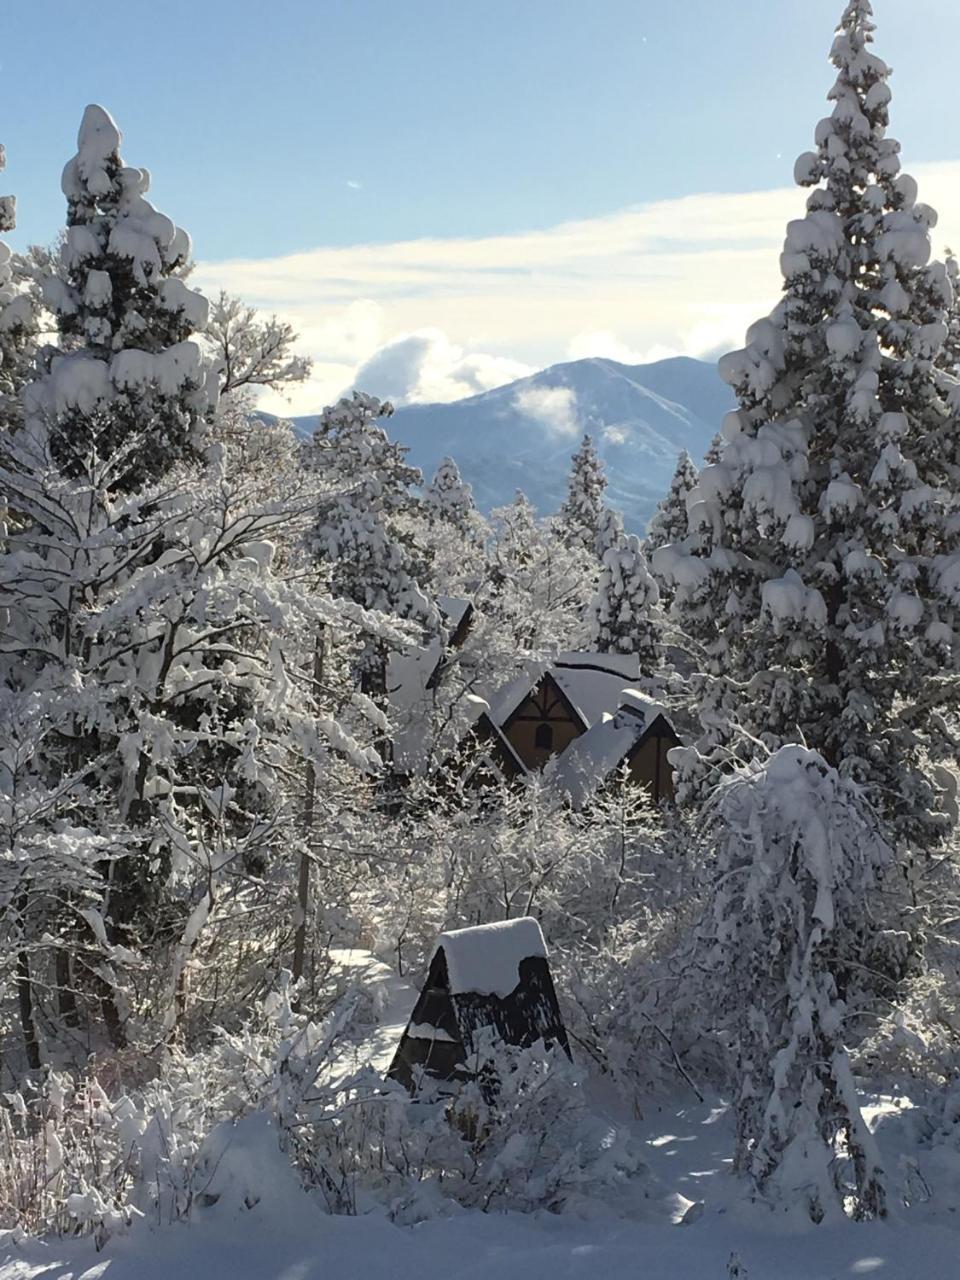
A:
4,0,960,413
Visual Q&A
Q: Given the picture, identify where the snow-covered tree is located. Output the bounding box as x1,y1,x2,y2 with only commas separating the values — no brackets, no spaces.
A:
942,252,960,376
588,533,661,672
656,1,960,852
0,108,390,1059
646,450,698,554
33,106,216,492
205,291,312,400
425,455,476,527
486,492,592,654
559,433,607,552
595,503,625,558
703,746,890,1221
0,144,37,437
703,431,725,466
308,392,436,695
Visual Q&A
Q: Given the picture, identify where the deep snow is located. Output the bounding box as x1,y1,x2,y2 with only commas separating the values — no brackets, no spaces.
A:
1,951,955,1280
1,1096,957,1280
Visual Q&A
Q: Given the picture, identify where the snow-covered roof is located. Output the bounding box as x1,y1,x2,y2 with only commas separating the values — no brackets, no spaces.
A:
437,595,472,633
546,690,668,809
552,652,642,729
480,652,642,734
385,596,475,775
485,662,547,725
386,638,443,774
432,917,548,997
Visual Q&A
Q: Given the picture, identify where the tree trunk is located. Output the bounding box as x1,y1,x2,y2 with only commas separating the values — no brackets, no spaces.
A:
56,948,80,1028
292,626,325,998
17,951,42,1071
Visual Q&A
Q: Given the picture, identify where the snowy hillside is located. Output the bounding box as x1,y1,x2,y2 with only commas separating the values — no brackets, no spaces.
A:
290,356,734,527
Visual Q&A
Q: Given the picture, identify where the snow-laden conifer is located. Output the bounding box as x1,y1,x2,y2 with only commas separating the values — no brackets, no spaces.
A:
595,504,625,558
33,105,215,491
646,450,698,556
308,391,436,694
0,111,390,1056
0,144,37,436
588,532,661,672
426,455,476,526
559,433,607,552
704,746,889,1222
656,1,960,850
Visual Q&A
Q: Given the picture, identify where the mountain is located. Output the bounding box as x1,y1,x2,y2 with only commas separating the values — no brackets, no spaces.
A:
290,355,736,529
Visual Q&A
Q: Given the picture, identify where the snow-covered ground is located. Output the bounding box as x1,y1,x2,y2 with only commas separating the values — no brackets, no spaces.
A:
1,953,956,1280
2,1095,957,1280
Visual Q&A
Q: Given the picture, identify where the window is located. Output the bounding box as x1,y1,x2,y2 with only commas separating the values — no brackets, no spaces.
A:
535,722,554,752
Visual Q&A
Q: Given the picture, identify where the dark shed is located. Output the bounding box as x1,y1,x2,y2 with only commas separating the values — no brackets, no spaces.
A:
387,918,571,1094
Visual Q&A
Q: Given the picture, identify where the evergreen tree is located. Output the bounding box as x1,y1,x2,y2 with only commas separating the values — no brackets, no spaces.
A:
646,450,698,554
425,455,476,526
588,532,661,671
0,144,37,436
704,746,889,1221
34,105,215,492
308,392,436,695
942,252,960,375
657,1,960,853
703,431,725,465
595,504,625,558
0,108,383,1056
646,450,699,607
559,433,607,552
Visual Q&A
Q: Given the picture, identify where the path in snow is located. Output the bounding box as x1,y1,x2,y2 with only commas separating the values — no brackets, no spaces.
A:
323,946,418,1076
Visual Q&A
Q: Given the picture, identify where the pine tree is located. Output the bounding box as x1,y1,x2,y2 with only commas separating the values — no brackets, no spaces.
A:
588,532,661,672
704,746,889,1221
942,252,960,375
703,431,725,465
657,1,960,852
646,450,699,610
0,108,384,1057
425,455,476,526
646,450,699,555
33,105,215,492
595,504,625,558
559,433,607,552
308,391,436,695
0,143,37,436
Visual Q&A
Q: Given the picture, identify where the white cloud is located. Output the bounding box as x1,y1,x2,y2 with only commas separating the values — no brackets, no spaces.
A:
602,424,630,446
352,329,533,406
193,160,960,417
513,385,579,438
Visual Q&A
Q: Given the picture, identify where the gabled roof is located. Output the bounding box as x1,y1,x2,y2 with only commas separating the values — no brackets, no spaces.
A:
481,651,643,734
545,690,677,809
459,712,527,785
386,596,475,775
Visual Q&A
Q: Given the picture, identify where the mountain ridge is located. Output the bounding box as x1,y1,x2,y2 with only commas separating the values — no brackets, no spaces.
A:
287,354,736,528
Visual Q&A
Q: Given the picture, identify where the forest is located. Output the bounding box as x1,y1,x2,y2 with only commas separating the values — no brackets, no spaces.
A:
1,3,960,1274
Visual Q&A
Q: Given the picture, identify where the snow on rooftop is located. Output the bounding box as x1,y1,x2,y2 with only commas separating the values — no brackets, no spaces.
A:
386,638,443,775
547,691,666,808
432,917,548,997
552,653,642,730
437,595,471,632
555,651,641,680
